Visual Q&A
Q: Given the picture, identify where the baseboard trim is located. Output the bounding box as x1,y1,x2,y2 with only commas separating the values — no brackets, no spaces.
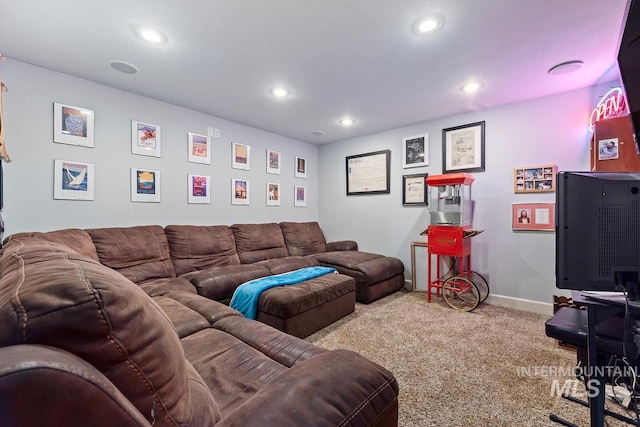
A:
485,294,553,316
403,279,554,315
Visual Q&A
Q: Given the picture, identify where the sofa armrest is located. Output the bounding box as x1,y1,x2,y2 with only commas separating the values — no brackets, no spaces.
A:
0,345,152,427
326,240,358,251
219,349,398,427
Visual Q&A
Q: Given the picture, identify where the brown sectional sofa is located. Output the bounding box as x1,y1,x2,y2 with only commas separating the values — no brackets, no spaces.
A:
0,221,403,426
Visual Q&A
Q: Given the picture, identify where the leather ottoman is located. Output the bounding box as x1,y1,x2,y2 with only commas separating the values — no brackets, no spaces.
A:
256,272,356,338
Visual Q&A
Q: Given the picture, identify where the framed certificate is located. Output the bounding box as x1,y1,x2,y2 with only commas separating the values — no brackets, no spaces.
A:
402,173,428,206
346,150,390,195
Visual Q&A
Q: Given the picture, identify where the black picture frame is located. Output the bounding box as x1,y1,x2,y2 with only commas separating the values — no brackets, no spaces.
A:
346,149,391,195
442,121,485,173
402,173,428,206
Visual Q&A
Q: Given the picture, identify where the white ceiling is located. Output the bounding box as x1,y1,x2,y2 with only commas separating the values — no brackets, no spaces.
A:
0,0,630,144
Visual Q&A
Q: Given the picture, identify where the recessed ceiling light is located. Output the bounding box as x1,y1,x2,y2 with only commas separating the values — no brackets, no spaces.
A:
460,81,484,93
412,15,444,34
339,118,355,126
135,27,167,45
109,60,139,75
311,130,326,136
269,87,291,97
548,60,584,75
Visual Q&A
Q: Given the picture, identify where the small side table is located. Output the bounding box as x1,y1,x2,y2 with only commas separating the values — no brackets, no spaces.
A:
410,241,428,291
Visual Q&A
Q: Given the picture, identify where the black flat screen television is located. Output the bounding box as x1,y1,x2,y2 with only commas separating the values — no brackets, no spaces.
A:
554,1,640,298
556,171,640,297
618,0,640,148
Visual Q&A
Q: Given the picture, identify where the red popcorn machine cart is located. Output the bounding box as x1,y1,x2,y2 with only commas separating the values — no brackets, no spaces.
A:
424,173,489,311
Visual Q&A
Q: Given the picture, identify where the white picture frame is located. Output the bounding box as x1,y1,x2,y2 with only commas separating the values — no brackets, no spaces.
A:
294,185,307,207
188,174,210,204
266,182,280,206
232,142,251,170
598,138,619,160
53,102,95,148
231,178,250,205
402,133,428,168
131,168,161,203
131,120,161,157
266,149,281,174
188,132,211,164
295,156,307,178
53,159,95,201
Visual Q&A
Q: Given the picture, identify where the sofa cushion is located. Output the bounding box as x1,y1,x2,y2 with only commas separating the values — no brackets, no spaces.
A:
181,264,271,302
279,221,327,256
313,251,404,285
181,328,288,417
152,295,211,338
252,255,319,275
231,223,289,263
165,225,241,276
0,238,221,426
5,229,99,262
138,277,198,297
218,349,399,427
161,291,241,326
88,225,176,284
212,315,328,367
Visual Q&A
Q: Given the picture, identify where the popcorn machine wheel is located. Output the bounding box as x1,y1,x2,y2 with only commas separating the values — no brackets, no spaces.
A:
425,228,489,311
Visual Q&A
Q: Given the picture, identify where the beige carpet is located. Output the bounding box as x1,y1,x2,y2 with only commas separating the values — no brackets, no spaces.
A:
306,291,637,427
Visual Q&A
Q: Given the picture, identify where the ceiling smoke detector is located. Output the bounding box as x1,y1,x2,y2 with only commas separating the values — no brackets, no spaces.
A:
548,60,584,75
109,60,139,74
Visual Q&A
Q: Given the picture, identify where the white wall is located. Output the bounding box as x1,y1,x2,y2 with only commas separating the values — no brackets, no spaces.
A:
319,82,620,305
1,59,318,236
1,58,621,306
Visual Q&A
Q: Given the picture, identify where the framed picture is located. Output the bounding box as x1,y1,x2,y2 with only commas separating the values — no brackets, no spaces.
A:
53,159,95,200
266,149,281,174
232,142,250,170
346,149,391,195
231,178,249,205
188,132,211,164
53,102,95,148
442,121,485,173
402,173,428,206
295,156,307,178
188,174,210,204
294,185,307,207
131,168,160,203
598,138,619,160
512,203,555,231
131,120,161,157
514,165,557,193
266,182,280,206
402,133,428,168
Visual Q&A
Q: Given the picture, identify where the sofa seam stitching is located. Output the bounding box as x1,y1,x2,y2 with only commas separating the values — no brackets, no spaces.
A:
338,379,396,426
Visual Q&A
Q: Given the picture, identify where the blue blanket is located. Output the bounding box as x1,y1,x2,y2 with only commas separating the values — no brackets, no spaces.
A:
230,266,337,319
